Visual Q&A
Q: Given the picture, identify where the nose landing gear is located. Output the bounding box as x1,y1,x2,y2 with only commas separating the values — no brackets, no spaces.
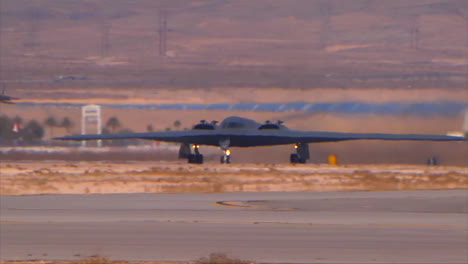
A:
219,137,231,164
290,143,309,164
220,149,231,164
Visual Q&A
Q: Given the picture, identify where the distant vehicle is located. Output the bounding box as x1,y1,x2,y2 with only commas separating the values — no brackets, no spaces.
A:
55,116,467,164
0,88,18,104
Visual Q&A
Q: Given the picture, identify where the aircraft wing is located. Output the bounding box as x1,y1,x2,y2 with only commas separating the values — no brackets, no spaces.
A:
289,130,467,143
223,130,467,146
54,130,222,144
55,129,466,147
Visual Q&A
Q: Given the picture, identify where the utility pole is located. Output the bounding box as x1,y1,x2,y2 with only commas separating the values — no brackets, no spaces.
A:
319,1,332,49
158,9,168,57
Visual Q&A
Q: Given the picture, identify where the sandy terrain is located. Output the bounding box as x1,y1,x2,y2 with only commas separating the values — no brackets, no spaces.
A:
9,87,468,105
2,1,467,93
0,257,250,264
0,260,186,264
0,255,252,264
1,161,466,195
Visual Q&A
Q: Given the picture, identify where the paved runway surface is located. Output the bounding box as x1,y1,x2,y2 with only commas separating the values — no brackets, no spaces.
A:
1,190,467,263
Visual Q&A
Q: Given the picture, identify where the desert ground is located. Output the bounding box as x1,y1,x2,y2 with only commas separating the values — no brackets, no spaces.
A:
1,161,467,195
1,0,467,98
2,1,467,91
0,261,187,264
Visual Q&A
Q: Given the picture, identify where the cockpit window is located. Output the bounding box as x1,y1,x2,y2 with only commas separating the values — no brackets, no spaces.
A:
193,123,215,130
222,122,245,129
219,116,258,130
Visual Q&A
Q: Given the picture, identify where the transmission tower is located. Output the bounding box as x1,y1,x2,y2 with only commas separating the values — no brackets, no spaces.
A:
319,2,332,49
464,16,468,48
409,16,420,49
24,9,40,50
100,22,112,57
158,9,168,57
465,15,468,93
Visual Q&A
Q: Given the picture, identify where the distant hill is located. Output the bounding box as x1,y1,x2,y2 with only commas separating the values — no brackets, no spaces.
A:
1,0,467,90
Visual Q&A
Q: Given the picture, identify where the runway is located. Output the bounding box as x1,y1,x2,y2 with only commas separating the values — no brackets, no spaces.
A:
1,190,467,263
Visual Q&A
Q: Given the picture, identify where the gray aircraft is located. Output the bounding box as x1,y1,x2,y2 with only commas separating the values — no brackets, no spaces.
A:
55,116,467,164
0,89,18,104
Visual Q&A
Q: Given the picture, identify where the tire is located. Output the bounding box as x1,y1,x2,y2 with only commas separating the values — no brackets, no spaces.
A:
188,154,196,164
290,153,300,164
196,154,204,164
220,155,230,164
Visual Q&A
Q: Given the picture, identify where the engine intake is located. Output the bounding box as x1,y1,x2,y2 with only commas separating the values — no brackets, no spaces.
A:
193,120,216,130
258,120,282,130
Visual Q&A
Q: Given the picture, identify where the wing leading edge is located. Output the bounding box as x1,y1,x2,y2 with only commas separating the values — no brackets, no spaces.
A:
55,129,466,147
289,130,466,143
54,130,219,144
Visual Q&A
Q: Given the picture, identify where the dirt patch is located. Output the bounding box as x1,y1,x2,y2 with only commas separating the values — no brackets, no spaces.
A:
0,261,253,264
1,162,466,195
0,253,261,264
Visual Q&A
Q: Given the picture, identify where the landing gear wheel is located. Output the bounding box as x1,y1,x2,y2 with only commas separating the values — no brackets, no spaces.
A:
188,154,195,163
196,154,204,164
220,148,231,164
290,153,300,164
188,154,204,164
290,153,306,164
220,155,231,164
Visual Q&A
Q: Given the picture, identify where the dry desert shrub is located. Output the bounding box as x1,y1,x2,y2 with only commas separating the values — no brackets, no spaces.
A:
196,252,252,264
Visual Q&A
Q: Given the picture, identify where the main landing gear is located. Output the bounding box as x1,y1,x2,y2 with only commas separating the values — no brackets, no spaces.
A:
187,145,204,164
180,141,309,164
180,143,229,164
184,144,230,164
290,143,309,164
